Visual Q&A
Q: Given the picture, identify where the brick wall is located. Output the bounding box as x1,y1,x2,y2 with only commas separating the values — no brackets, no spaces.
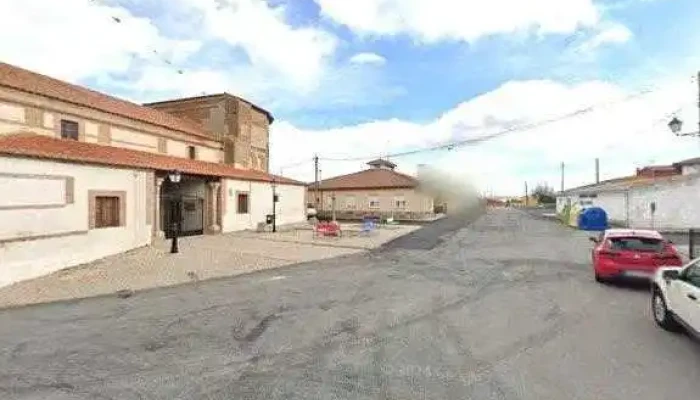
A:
148,94,270,172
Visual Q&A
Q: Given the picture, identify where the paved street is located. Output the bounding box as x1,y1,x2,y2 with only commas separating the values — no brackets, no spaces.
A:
1,208,699,400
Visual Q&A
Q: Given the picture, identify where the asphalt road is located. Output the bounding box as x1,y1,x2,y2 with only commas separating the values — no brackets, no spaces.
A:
1,208,699,400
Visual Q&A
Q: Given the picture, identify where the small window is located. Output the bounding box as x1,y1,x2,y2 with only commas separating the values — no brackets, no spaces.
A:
345,196,356,210
187,146,196,160
94,196,120,228
60,119,79,140
395,197,407,209
682,263,700,287
369,198,380,209
237,192,249,214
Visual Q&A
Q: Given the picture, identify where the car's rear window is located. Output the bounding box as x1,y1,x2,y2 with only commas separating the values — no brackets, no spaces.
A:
608,237,664,252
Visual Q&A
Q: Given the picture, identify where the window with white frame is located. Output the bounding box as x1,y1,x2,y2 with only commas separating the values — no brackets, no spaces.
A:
345,196,356,209
368,197,380,209
394,196,407,209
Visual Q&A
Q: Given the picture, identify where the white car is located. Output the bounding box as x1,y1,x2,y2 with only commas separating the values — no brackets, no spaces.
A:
651,258,700,338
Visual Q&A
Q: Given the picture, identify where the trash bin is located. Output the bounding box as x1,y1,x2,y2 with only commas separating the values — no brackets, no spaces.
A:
578,207,608,231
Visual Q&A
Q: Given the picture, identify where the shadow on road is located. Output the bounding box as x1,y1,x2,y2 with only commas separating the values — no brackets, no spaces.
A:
379,207,486,251
600,279,652,293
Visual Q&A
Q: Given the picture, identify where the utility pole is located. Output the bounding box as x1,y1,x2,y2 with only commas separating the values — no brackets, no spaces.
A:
313,154,319,210
524,181,529,207
560,162,565,193
595,158,600,184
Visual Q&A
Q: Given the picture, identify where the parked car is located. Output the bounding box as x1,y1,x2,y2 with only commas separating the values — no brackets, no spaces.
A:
590,229,683,283
651,259,700,338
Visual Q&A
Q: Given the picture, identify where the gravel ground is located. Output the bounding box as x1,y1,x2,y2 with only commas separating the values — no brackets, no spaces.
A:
0,208,699,400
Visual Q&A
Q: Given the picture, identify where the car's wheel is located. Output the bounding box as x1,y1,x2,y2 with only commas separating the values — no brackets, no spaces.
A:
652,289,681,332
594,271,607,284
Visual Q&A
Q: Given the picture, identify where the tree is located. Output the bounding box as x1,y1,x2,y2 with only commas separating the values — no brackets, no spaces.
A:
532,182,556,204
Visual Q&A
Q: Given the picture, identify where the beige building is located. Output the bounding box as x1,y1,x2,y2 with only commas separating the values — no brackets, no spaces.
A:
0,62,305,287
310,159,436,221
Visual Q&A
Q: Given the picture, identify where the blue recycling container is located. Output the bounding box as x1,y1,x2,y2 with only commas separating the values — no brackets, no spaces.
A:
577,207,609,231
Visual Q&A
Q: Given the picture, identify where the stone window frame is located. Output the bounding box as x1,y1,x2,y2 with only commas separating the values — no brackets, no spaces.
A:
368,196,380,209
344,195,356,210
236,191,250,214
394,196,407,210
88,190,126,229
60,119,80,140
0,173,74,210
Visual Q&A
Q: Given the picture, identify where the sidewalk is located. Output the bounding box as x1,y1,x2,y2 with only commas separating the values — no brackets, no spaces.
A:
237,223,421,250
0,224,420,309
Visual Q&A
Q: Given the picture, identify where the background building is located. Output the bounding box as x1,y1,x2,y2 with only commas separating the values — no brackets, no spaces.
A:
557,157,700,230
309,159,436,221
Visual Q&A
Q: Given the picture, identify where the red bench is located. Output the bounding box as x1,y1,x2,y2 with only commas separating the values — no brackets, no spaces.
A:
314,221,342,237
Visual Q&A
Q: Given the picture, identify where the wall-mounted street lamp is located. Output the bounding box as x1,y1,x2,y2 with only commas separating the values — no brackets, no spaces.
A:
168,169,182,254
668,116,700,137
668,71,700,138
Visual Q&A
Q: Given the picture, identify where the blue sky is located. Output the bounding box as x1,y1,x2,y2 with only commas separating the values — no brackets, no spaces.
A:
2,0,700,195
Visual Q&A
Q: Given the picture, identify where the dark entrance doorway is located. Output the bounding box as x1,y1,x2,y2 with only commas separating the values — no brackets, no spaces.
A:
160,175,207,239
162,195,205,238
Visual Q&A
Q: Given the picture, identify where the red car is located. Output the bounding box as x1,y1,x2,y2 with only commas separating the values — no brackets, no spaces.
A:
591,229,683,283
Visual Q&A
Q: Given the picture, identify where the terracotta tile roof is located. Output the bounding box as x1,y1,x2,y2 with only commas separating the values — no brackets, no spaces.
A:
0,133,304,186
562,175,639,195
562,172,700,195
311,168,419,191
0,62,214,140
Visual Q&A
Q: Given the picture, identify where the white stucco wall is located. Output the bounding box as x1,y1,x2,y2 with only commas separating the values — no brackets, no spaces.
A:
681,165,700,175
591,192,627,225
0,157,151,287
623,177,700,230
562,176,700,230
556,196,569,214
221,180,305,232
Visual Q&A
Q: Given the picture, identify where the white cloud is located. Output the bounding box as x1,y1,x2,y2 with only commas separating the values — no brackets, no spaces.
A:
314,0,601,42
349,52,387,65
577,23,633,52
271,77,699,196
173,0,337,91
0,0,378,112
0,0,200,83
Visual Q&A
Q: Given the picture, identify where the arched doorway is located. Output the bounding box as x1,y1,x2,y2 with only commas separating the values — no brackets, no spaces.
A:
160,175,206,238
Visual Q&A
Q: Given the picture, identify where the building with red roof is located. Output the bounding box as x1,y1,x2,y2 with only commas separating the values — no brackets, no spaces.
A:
0,62,304,286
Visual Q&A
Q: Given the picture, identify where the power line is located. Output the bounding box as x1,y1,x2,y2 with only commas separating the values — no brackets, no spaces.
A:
319,86,661,163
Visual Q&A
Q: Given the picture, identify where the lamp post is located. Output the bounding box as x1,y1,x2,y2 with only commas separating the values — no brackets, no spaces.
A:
667,71,700,138
271,178,279,233
168,170,182,254
331,193,336,222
